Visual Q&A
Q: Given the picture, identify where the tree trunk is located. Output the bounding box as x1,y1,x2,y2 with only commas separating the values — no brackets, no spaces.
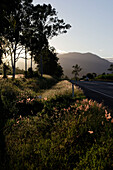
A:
40,55,43,77
12,43,16,79
25,47,27,77
31,55,32,69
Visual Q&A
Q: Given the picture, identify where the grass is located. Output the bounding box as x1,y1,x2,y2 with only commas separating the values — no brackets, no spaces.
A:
0,76,113,169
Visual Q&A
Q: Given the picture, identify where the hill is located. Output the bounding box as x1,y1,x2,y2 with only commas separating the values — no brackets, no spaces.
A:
58,52,111,78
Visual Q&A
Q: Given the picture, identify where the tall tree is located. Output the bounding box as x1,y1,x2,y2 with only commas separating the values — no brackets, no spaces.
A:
0,2,71,78
0,0,34,79
72,64,82,80
31,4,71,76
0,0,25,78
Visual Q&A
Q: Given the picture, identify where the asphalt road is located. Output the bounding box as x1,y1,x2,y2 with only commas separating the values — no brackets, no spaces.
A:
75,81,113,111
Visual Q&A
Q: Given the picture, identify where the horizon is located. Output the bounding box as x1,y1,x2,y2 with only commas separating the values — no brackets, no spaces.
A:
16,51,113,71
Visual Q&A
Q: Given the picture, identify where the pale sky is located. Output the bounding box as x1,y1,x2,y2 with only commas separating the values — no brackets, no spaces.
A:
33,0,113,59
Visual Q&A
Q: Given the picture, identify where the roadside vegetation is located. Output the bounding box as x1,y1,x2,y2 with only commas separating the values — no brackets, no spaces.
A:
0,76,113,169
95,73,113,81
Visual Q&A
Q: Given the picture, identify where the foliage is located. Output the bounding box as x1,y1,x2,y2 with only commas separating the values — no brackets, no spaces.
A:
0,78,113,169
0,76,58,119
0,81,19,118
72,64,82,80
36,46,63,78
0,0,71,79
95,74,113,81
3,98,113,169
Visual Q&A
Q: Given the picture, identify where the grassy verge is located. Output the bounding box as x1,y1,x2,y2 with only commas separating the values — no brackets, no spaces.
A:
0,77,113,169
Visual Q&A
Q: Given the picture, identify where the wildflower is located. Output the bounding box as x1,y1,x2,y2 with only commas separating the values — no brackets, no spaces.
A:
107,113,111,120
84,105,89,111
75,103,77,107
89,99,92,105
105,109,108,114
27,98,30,102
99,103,102,108
111,118,113,123
44,97,47,101
31,98,34,102
19,100,24,103
78,105,82,111
88,131,93,134
105,113,107,119
105,112,111,121
68,107,71,110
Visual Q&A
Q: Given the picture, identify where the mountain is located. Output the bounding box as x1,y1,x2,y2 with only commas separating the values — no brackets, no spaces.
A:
58,52,111,78
104,58,113,63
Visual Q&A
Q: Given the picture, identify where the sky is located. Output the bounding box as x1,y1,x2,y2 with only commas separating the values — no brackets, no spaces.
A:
33,0,113,59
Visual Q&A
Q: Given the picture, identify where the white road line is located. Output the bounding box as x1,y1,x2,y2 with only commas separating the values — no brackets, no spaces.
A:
86,87,113,99
106,83,113,85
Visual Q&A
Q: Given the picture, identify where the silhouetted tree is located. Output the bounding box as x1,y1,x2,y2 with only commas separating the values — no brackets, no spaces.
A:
0,1,71,79
72,64,82,80
31,4,71,77
36,47,63,78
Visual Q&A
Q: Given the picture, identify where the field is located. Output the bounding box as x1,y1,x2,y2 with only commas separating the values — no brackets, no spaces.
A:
0,76,113,169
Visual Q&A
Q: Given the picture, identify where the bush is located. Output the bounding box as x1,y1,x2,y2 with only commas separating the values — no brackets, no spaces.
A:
3,98,113,169
95,74,113,81
0,82,19,118
16,96,44,116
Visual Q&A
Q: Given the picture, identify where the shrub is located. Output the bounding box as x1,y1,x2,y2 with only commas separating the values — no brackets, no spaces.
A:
3,98,113,169
0,82,19,118
16,96,44,116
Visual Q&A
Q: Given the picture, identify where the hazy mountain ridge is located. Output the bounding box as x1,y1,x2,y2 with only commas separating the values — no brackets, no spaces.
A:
58,52,111,78
104,58,113,63
16,52,111,78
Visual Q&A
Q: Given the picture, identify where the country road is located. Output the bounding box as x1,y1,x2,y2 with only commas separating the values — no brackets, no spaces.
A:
75,81,113,111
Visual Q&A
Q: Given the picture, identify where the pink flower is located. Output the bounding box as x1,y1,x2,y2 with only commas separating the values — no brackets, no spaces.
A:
105,112,111,121
98,103,102,108
27,98,30,101
105,109,108,114
106,113,111,120
84,105,89,111
88,131,93,134
68,107,71,110
44,97,47,101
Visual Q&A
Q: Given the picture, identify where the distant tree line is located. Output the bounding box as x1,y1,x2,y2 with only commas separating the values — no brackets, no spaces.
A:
0,0,71,79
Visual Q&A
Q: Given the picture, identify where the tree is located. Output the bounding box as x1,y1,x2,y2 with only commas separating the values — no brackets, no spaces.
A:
35,46,63,78
108,64,113,74
0,0,33,79
31,4,71,77
72,64,82,80
0,0,25,79
0,2,71,79
0,0,17,64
